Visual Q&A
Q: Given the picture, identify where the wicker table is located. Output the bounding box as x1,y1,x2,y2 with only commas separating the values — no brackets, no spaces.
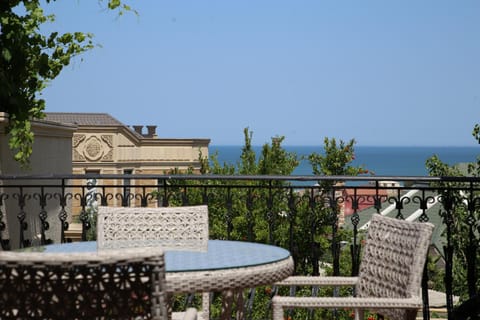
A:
38,240,294,319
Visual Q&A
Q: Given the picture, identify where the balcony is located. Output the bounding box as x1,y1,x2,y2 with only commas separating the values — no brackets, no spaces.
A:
0,174,478,320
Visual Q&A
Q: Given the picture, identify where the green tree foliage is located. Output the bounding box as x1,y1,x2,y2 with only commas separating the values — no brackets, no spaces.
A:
0,0,132,168
425,124,480,300
468,123,480,176
238,127,257,174
297,138,366,275
309,137,367,187
200,128,298,244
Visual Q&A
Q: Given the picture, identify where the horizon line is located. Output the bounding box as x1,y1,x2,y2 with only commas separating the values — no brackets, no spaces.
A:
209,144,479,148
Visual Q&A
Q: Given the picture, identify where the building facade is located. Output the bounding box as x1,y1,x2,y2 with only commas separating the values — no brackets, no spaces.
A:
45,113,210,175
45,112,210,210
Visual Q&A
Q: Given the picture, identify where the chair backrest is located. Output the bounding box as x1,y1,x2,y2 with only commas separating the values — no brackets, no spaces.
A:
0,247,168,319
356,214,434,320
97,205,209,251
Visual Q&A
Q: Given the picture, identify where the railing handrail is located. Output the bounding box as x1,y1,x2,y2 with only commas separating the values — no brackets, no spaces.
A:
1,173,480,182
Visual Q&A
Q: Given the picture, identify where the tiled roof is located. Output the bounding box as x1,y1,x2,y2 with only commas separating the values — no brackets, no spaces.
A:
44,113,125,126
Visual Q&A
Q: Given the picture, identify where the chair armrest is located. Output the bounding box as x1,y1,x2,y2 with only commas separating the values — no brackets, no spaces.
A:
272,296,422,309
275,276,359,287
182,308,198,320
272,295,423,320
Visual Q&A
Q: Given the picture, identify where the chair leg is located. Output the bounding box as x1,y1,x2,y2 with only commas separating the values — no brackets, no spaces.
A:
272,301,284,320
201,292,210,320
355,308,363,320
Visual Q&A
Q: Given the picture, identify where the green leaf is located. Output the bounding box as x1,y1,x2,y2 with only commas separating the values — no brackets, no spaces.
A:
2,48,12,62
74,32,86,42
38,53,50,76
47,32,58,47
58,33,73,44
108,0,121,9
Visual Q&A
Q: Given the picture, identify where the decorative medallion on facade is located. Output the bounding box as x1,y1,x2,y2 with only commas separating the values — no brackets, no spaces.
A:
85,136,103,161
73,134,113,162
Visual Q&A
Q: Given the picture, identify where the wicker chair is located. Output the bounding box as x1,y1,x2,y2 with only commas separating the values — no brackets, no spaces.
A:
0,247,196,320
97,205,209,320
273,214,434,320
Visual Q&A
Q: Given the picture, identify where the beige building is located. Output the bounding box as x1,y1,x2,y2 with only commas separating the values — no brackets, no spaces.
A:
45,112,210,210
45,113,210,175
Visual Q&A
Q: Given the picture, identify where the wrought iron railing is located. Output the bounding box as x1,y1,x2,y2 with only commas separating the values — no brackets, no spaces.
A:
0,174,479,320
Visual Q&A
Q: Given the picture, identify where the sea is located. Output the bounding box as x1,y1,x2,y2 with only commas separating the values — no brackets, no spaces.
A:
209,145,479,177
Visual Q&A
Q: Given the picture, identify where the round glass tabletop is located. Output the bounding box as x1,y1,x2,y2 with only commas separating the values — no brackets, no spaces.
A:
39,240,291,273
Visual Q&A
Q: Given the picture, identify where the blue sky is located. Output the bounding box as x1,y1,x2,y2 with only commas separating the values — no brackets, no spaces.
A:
41,1,480,147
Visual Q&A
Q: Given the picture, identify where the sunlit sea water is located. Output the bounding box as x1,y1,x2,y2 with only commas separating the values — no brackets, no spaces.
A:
210,145,479,176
